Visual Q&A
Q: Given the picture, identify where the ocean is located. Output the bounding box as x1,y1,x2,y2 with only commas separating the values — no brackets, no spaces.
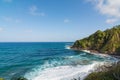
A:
0,42,117,80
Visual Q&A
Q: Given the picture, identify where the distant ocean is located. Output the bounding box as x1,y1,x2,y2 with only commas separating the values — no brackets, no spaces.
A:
0,42,118,80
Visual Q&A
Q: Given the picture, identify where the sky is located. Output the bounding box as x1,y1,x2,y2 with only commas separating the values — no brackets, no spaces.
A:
0,0,120,42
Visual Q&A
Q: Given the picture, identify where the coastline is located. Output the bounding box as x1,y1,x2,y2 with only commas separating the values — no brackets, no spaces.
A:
70,47,120,80
70,47,120,59
71,47,102,54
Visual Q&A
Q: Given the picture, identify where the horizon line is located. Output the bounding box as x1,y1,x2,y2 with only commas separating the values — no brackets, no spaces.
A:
0,41,74,43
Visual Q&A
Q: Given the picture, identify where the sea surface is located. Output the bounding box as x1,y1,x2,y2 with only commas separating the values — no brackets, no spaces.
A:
0,42,118,80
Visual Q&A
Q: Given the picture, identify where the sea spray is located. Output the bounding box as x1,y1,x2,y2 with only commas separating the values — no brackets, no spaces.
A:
24,51,118,80
24,60,110,80
24,43,118,80
65,45,71,50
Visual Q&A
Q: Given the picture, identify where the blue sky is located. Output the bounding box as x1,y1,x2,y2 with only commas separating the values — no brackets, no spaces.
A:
0,0,120,42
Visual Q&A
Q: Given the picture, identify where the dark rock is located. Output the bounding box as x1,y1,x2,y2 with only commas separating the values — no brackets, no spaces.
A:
11,77,28,80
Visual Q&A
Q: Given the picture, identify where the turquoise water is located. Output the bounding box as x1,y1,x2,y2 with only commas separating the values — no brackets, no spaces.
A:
0,42,117,80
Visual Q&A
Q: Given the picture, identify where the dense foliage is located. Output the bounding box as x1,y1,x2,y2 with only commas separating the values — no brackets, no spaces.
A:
72,25,120,55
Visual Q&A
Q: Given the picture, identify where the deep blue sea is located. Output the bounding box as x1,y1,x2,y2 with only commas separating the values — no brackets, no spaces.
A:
0,42,117,80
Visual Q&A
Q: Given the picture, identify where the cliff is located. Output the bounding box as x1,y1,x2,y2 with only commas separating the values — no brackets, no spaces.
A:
71,25,120,55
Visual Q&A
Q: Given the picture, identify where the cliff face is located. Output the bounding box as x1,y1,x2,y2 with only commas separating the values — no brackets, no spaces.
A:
72,25,120,55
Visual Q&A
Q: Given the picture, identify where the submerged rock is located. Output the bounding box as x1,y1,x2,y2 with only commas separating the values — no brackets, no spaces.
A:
11,77,28,80
16,77,27,80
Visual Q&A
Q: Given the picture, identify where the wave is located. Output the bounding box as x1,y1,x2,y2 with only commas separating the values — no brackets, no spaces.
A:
65,45,71,50
24,50,118,80
24,61,106,80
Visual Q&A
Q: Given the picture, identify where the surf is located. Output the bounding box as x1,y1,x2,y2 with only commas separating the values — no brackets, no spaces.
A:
24,52,117,80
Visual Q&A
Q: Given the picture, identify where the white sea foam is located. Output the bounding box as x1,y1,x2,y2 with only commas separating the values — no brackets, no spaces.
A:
65,45,71,49
24,47,118,80
81,50,90,53
24,61,105,80
81,49,116,60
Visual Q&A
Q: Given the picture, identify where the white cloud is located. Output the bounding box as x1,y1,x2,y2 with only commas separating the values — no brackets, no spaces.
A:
106,18,118,24
3,17,12,22
64,19,70,23
29,5,45,16
15,19,21,23
88,0,120,24
3,16,21,23
0,28,3,32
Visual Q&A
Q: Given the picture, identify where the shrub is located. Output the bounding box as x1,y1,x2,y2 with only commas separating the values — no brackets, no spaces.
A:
0,78,4,80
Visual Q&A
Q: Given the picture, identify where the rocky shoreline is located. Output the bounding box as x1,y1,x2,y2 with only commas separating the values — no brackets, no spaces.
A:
71,47,120,59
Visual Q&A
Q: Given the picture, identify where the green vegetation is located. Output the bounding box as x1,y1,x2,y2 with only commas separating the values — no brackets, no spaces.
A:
72,25,120,55
84,62,120,80
0,77,28,80
0,78,4,80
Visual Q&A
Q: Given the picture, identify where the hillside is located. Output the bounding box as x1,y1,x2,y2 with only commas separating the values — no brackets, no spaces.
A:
71,25,120,55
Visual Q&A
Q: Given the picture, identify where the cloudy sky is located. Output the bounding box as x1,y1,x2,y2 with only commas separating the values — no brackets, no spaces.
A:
0,0,120,42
